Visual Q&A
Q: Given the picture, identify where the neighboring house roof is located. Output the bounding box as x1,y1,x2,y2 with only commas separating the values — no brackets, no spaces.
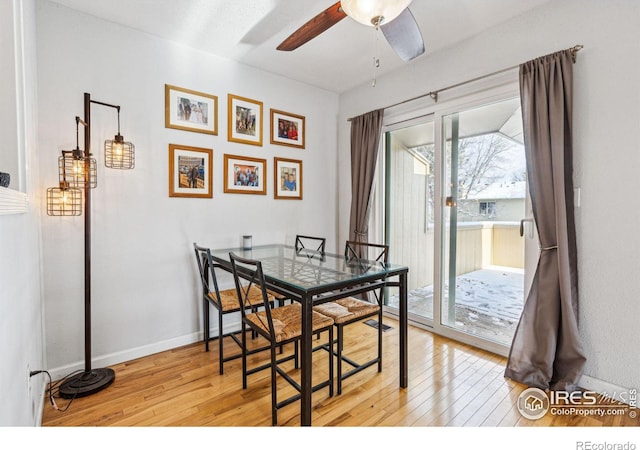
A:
467,181,526,200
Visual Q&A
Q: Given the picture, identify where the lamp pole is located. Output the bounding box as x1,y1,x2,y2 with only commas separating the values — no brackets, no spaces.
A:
58,93,117,398
84,92,92,375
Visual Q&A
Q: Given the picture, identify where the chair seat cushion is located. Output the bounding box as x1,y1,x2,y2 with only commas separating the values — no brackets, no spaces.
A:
209,285,272,312
267,289,285,300
314,297,380,324
246,303,334,343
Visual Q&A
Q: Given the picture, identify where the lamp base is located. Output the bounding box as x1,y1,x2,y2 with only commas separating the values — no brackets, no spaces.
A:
58,368,115,399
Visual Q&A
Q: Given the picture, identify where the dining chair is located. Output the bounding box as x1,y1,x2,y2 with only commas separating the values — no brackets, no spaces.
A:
273,235,327,310
293,235,327,338
313,240,389,394
193,243,274,374
295,234,326,254
229,251,335,426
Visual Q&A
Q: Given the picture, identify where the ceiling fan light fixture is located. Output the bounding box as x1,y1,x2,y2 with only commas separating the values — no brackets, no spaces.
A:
341,0,412,27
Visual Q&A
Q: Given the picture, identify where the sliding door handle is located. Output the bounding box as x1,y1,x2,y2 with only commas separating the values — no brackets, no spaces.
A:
520,218,534,237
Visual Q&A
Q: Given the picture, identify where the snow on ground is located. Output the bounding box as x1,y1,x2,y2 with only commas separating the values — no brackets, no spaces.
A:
388,267,524,346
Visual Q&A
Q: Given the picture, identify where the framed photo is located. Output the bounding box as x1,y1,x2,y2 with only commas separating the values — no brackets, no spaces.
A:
165,84,218,135
228,94,263,146
270,109,305,149
223,154,267,195
274,157,302,200
168,144,213,198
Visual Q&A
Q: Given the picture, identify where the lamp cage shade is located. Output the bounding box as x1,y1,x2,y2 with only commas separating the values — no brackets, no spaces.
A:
59,153,97,189
47,186,82,216
341,0,412,26
105,134,135,169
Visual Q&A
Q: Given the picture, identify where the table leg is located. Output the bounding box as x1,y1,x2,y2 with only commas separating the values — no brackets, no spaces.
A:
399,270,408,388
300,292,312,426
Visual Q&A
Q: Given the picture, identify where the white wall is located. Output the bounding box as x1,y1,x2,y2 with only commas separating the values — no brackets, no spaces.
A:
36,0,339,377
338,0,640,391
0,0,46,426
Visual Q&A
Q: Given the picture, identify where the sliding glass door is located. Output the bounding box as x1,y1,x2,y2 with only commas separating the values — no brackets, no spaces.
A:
382,92,537,354
441,97,532,348
384,118,436,323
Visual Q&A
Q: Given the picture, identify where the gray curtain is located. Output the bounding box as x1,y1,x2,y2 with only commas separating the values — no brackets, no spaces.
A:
348,109,384,242
504,49,586,391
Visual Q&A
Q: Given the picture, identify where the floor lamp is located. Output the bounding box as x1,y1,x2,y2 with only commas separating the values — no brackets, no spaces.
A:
47,92,135,398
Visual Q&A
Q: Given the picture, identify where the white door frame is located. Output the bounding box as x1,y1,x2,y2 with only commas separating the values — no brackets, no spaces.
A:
379,79,531,357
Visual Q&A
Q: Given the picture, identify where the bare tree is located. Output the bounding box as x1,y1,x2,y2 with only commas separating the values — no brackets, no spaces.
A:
413,133,523,220
456,134,516,200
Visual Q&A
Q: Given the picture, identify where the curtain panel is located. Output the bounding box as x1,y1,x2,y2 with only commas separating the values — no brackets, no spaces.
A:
505,49,586,391
348,109,384,242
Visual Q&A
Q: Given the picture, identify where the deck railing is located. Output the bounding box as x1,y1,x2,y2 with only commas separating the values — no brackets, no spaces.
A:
391,221,524,292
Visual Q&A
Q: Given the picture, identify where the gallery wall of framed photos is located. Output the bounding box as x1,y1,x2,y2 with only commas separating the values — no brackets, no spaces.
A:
164,84,306,201
39,5,341,388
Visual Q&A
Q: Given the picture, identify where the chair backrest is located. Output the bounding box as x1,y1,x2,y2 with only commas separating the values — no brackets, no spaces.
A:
193,243,223,304
344,240,389,265
344,241,389,304
295,235,326,254
229,252,275,336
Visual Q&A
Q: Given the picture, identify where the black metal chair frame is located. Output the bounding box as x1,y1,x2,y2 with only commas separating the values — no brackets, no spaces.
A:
295,234,326,254
229,251,334,426
193,243,272,374
323,240,389,394
293,234,327,286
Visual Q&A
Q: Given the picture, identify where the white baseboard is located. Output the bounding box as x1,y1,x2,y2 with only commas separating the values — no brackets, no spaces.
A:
580,374,634,405
48,331,199,381
47,317,243,382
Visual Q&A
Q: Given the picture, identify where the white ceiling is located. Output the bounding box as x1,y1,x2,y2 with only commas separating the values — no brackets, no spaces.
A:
48,0,553,93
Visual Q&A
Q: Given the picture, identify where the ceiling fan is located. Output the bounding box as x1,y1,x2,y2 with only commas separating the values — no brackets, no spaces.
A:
277,0,425,62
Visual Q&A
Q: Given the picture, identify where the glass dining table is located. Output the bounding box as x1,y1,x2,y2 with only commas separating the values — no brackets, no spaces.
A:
210,243,409,426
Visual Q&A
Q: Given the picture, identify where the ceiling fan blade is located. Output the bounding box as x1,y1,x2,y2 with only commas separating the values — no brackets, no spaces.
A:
277,1,346,51
380,7,425,62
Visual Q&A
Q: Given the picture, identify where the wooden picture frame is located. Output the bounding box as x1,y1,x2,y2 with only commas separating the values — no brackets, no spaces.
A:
223,154,267,195
274,157,302,200
165,84,218,135
168,144,213,198
270,109,305,149
228,94,263,146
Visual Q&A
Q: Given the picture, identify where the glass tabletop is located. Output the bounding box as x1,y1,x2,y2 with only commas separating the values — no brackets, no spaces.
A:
210,244,406,294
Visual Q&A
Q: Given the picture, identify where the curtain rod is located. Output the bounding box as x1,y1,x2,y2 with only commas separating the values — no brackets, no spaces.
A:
348,44,583,121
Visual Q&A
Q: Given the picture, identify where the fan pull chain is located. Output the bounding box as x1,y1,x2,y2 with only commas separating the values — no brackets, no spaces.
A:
372,25,381,87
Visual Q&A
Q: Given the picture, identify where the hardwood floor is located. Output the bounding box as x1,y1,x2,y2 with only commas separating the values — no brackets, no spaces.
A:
41,317,638,428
